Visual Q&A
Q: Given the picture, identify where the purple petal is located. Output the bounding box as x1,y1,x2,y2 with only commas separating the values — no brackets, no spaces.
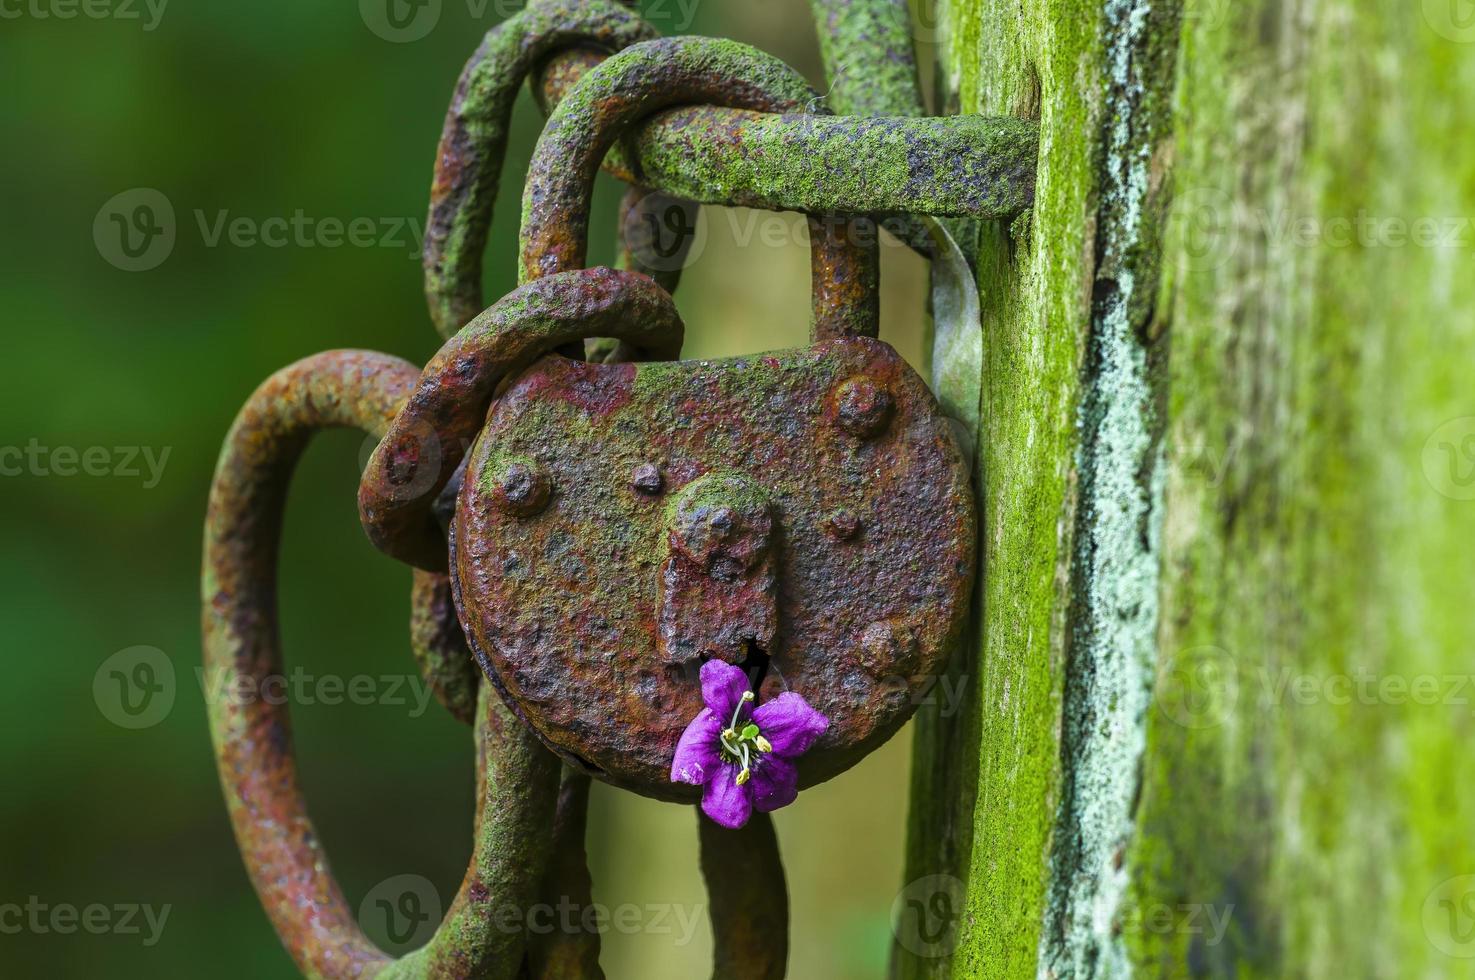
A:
701,764,753,829
752,692,829,757
700,659,752,720
671,708,723,785
749,754,798,813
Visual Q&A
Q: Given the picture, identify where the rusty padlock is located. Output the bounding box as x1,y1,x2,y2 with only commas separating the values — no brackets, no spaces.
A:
360,37,974,804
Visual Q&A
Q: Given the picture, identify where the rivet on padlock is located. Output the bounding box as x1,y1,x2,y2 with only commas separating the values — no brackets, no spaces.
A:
631,461,664,495
833,375,896,439
488,455,552,517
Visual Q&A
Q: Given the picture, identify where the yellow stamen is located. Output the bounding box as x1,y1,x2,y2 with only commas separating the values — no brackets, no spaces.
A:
755,735,773,753
736,768,751,785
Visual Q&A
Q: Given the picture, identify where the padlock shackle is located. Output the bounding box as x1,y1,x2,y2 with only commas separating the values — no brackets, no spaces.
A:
519,35,881,342
360,267,685,572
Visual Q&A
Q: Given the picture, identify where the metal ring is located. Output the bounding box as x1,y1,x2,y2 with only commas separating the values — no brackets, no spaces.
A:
518,35,881,342
360,267,685,572
203,350,562,978
424,0,657,339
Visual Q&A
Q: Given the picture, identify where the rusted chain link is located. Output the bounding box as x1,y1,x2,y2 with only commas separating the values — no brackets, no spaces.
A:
519,35,881,341
410,569,479,724
700,812,789,980
426,0,1036,335
807,0,925,117
203,351,561,979
424,0,658,339
524,769,603,977
530,40,1036,234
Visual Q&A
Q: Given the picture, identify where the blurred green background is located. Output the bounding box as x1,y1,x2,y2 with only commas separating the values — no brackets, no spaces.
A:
0,0,934,975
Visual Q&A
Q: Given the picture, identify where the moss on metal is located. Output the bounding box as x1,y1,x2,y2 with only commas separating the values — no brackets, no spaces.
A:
807,0,926,117
626,110,1038,220
518,34,883,341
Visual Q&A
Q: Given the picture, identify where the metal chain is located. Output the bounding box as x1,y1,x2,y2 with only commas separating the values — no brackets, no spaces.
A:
208,0,1033,975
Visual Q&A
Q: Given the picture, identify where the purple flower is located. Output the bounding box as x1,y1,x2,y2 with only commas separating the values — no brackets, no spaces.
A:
670,660,829,829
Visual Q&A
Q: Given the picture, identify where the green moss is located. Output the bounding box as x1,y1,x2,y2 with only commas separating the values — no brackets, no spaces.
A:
909,0,1475,976
1125,1,1475,976
901,2,1107,977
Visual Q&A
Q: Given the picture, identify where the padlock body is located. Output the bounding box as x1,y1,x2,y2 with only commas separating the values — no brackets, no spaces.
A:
452,335,974,801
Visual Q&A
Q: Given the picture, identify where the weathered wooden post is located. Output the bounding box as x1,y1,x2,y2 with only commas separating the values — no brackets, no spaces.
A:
901,1,1475,975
